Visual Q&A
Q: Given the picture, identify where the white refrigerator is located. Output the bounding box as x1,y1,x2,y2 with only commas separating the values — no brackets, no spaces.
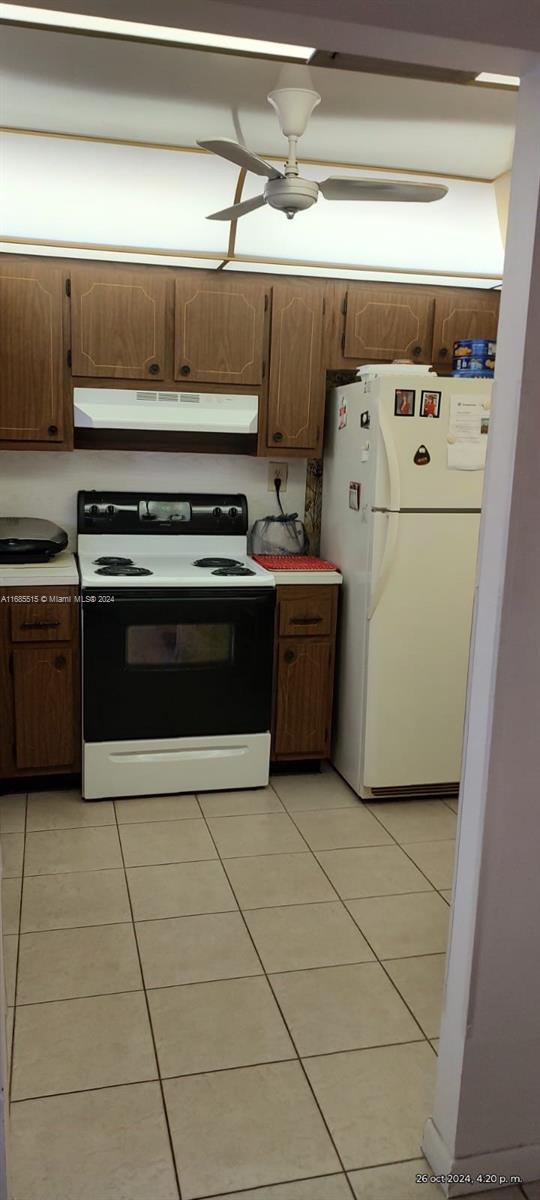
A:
321,369,492,799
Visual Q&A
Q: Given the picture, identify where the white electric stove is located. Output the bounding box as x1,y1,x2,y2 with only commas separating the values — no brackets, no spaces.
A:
77,491,275,800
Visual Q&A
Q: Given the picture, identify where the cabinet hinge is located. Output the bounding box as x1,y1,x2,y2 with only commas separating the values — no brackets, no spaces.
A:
341,293,348,316
65,278,71,297
67,349,72,369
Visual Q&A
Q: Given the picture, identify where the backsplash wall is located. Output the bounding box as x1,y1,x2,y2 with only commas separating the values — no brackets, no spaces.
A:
0,451,307,547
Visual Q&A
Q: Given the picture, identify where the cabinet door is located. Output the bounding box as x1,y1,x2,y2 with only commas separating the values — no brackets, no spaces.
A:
344,286,434,362
267,283,325,452
12,646,75,769
432,290,500,368
174,276,266,385
274,639,333,757
0,258,65,442
71,268,167,379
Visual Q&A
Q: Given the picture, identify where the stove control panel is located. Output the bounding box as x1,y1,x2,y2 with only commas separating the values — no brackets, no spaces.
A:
78,491,248,536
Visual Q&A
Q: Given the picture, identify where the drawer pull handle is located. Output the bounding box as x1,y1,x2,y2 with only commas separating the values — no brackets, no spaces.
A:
291,616,322,625
54,655,67,670
284,649,296,663
21,620,61,629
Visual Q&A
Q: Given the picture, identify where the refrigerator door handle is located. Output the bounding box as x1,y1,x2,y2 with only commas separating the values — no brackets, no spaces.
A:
368,512,400,619
379,403,401,511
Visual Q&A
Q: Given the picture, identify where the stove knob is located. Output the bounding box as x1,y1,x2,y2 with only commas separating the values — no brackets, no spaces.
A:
229,507,238,519
106,505,115,515
89,504,99,515
213,506,223,518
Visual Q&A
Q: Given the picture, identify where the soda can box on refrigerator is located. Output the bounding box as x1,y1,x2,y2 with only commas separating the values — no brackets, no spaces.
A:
452,339,496,377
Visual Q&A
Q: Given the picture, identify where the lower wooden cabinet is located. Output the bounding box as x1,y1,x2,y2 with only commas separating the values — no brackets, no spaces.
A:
271,584,339,761
0,586,80,779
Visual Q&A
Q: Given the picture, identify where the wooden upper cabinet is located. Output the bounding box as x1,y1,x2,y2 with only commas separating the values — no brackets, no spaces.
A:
0,258,65,443
267,283,325,452
343,286,434,363
432,289,500,368
174,276,266,385
71,267,168,379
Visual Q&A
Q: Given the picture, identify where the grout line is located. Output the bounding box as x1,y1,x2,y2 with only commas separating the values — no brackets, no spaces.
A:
188,1171,351,1199
11,1076,160,1105
15,986,146,1008
113,804,183,1200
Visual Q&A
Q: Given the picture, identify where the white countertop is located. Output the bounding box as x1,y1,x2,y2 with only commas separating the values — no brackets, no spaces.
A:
0,551,79,587
270,570,342,585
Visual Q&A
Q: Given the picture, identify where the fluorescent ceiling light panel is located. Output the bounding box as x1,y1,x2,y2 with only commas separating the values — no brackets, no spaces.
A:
0,4,314,57
475,72,520,86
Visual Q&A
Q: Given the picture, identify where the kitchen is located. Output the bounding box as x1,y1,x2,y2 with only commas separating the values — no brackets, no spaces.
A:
0,8,527,1200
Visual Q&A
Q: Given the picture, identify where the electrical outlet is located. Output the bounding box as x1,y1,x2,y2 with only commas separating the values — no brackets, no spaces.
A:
268,462,288,492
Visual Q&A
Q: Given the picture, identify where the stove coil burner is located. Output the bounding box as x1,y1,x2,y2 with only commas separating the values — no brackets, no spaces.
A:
94,556,134,566
193,557,243,568
212,566,256,577
95,565,153,577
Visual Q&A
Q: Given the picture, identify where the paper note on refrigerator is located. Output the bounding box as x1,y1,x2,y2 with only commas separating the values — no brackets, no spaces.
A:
447,395,488,470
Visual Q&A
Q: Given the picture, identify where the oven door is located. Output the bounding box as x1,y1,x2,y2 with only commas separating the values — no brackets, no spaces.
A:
83,587,275,742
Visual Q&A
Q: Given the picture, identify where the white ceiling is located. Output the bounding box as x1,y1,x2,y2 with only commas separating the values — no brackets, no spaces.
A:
0,24,516,178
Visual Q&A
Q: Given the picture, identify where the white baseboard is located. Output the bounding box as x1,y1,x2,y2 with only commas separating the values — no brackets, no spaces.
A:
423,1117,540,1196
83,732,270,799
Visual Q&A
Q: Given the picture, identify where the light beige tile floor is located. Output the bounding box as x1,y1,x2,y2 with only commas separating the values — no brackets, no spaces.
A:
384,953,446,1038
2,776,524,1200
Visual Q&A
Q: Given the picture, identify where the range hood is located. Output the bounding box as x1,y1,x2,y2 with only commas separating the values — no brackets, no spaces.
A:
73,388,259,434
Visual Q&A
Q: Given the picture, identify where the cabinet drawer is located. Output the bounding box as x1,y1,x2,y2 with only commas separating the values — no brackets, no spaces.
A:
10,596,73,641
278,590,334,637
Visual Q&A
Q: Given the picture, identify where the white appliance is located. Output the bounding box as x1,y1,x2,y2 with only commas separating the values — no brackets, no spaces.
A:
321,370,492,799
78,491,275,800
73,388,258,434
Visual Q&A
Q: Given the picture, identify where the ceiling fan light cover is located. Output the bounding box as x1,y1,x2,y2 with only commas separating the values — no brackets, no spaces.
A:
267,87,321,138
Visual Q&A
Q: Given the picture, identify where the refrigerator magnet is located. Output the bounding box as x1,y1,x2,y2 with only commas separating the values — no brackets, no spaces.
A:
420,389,442,418
360,410,370,428
394,388,415,416
414,444,431,466
349,481,361,510
338,400,348,430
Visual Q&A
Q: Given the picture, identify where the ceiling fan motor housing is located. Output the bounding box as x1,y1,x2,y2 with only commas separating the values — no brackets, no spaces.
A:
264,176,319,218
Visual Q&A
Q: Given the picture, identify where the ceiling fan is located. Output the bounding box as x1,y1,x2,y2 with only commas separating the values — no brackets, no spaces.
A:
198,85,448,221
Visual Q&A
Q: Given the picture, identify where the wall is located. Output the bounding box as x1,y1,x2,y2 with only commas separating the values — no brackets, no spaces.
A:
0,451,307,547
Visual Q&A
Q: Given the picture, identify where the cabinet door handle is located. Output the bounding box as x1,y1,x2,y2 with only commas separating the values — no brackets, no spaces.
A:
290,616,322,625
48,424,58,436
273,431,284,442
412,345,422,357
284,649,296,663
180,364,191,376
21,620,61,629
148,363,160,375
439,346,448,358
54,655,67,670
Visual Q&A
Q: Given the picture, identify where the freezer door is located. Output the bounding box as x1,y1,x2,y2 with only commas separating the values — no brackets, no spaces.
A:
373,377,491,510
363,510,480,789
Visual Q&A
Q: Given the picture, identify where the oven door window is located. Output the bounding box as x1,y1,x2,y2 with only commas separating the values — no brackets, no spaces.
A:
126,623,234,667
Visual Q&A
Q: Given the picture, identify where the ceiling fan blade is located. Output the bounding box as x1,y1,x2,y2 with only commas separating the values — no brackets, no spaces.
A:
207,194,266,221
318,177,448,203
198,138,283,180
